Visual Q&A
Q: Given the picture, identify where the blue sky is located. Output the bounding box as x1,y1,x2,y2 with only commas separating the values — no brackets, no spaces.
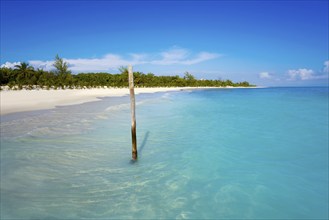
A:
1,0,328,86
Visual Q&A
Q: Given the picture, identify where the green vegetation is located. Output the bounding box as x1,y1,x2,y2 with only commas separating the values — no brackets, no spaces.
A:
1,56,254,90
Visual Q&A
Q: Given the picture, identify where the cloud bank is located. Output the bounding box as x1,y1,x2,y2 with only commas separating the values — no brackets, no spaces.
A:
324,60,329,73
259,60,329,82
1,62,21,69
1,48,220,73
287,62,328,80
287,68,316,80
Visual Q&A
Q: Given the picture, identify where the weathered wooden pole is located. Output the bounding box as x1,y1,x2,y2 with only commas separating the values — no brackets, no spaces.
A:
128,65,137,160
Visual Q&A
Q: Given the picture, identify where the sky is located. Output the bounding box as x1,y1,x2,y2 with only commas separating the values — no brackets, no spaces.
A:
1,0,328,86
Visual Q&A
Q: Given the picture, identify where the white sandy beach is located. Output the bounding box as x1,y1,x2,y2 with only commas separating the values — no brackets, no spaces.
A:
0,87,188,115
0,87,259,115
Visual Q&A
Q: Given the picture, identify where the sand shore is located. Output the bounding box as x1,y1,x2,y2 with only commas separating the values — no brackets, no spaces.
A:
0,87,189,115
0,87,259,115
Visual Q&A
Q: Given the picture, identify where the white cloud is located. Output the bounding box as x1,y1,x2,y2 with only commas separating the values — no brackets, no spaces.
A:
29,54,143,72
151,48,189,65
129,53,148,63
1,47,220,73
286,61,329,81
287,68,328,81
1,61,21,68
65,54,134,72
29,60,54,71
287,69,314,80
182,52,220,65
323,60,329,73
259,72,272,79
151,48,220,65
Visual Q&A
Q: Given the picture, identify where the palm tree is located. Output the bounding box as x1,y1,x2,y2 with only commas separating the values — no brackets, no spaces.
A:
14,62,34,85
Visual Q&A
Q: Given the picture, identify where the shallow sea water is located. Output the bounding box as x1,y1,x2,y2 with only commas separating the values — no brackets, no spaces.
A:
1,87,328,219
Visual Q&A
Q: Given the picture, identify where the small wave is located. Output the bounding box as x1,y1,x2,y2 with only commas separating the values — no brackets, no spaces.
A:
105,101,146,112
27,127,52,137
105,103,130,112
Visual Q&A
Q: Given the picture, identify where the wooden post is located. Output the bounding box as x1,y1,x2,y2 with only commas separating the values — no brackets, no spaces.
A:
128,65,137,160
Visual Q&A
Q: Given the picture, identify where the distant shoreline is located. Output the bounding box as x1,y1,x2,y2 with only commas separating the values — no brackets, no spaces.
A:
0,87,260,115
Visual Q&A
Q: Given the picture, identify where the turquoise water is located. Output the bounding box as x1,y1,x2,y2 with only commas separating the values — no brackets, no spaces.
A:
1,87,328,219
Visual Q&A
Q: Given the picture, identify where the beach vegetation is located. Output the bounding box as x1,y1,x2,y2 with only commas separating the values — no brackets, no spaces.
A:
53,55,72,89
0,62,255,89
12,62,35,87
184,71,196,81
53,55,70,76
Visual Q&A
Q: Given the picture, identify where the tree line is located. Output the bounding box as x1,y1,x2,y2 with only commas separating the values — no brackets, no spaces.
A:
0,55,254,90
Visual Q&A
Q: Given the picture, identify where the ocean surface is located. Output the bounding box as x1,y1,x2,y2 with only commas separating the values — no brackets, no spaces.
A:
1,87,328,219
